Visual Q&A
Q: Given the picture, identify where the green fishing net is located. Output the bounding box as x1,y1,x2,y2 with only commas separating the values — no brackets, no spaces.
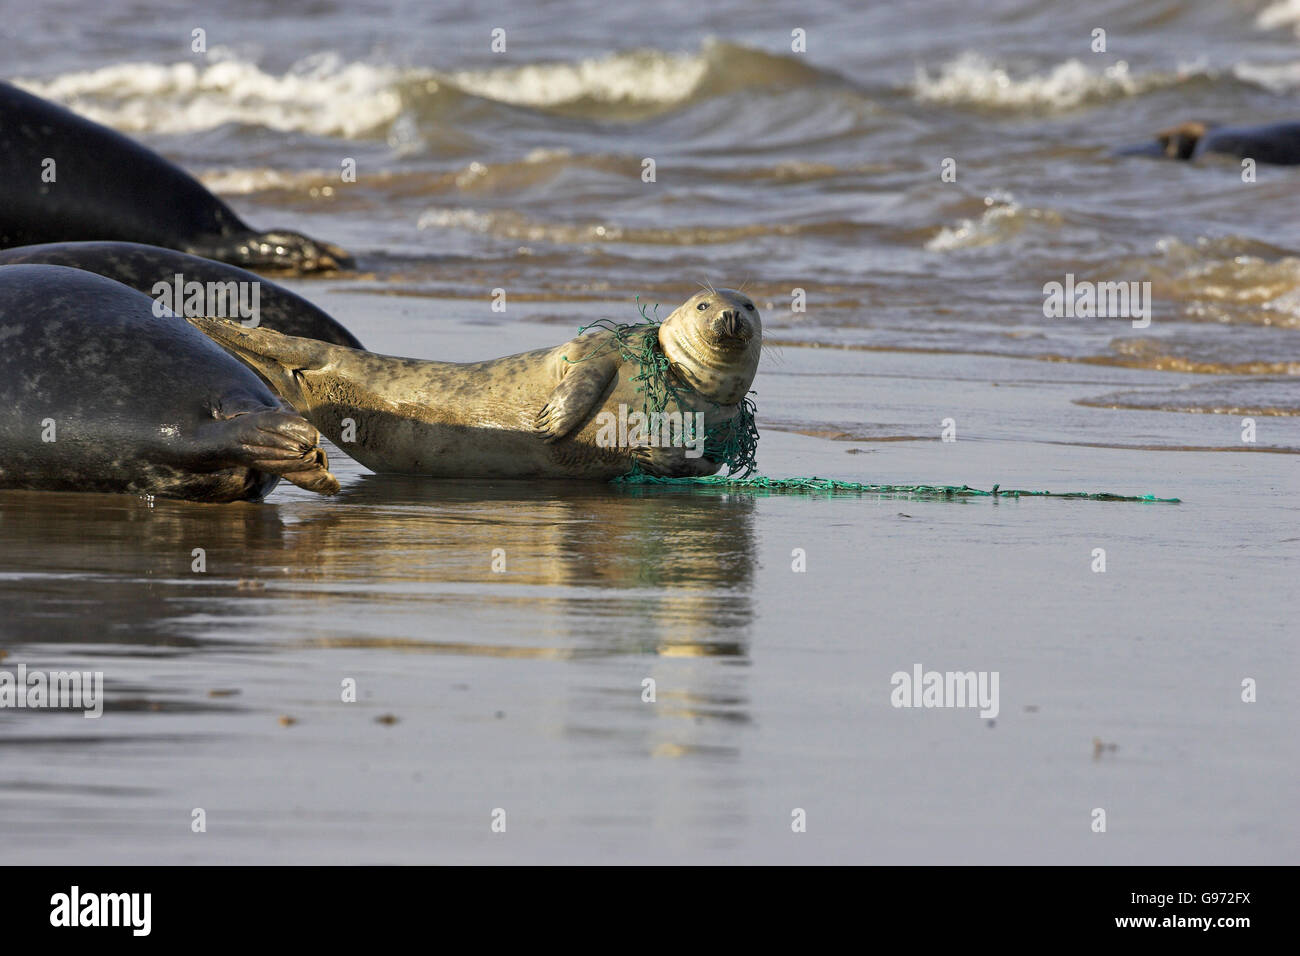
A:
570,304,1180,503
564,301,759,478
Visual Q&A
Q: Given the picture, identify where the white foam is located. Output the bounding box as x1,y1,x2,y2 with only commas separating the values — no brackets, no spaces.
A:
415,208,627,243
1256,0,1300,34
14,51,416,137
1233,59,1300,92
913,52,1163,110
417,209,497,233
926,193,1062,252
198,167,337,195
13,45,719,139
1152,237,1300,322
448,47,708,107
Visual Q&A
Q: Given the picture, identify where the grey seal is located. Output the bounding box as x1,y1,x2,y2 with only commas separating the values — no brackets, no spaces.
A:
0,264,339,501
190,289,763,479
1117,121,1300,165
0,81,352,273
0,241,362,348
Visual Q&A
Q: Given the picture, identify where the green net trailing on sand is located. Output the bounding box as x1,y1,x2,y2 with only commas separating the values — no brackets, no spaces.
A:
582,306,1180,503
611,474,1181,502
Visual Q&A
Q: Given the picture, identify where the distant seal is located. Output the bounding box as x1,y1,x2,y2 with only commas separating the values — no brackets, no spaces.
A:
1117,121,1300,165
190,289,763,479
0,82,353,273
0,265,340,501
0,242,362,348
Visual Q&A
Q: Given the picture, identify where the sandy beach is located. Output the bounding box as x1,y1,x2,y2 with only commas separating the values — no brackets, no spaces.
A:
2,291,1294,864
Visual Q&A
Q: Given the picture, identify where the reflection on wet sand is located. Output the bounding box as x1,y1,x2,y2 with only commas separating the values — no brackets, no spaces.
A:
0,489,292,650
0,479,760,797
287,475,756,657
0,477,757,661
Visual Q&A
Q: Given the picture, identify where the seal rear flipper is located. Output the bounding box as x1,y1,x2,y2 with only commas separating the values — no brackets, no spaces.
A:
187,230,354,274
535,356,619,443
204,409,341,495
187,317,339,411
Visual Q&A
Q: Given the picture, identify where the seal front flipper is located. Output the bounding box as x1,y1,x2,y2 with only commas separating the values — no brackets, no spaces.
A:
535,354,620,443
187,231,355,274
630,444,721,478
201,406,340,496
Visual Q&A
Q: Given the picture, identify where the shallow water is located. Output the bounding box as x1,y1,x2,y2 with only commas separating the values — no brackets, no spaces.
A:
11,0,1300,405
3,1,1299,863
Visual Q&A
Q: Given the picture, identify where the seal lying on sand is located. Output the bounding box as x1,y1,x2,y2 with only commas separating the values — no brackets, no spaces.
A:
190,289,762,479
0,82,352,273
0,242,362,348
1117,121,1300,165
0,265,339,501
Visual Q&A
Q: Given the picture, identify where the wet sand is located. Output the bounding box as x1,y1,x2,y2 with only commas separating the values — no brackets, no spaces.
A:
1,294,1294,864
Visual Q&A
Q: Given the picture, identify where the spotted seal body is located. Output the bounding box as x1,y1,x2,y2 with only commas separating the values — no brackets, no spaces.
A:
190,289,763,479
0,265,339,501
0,242,363,348
1117,121,1300,165
0,82,352,273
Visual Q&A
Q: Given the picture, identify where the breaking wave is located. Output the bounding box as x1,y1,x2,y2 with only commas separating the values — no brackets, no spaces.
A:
912,52,1200,111
13,41,838,138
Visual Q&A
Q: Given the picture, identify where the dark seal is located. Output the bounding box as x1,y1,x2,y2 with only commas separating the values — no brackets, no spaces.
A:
0,241,362,348
0,81,353,273
0,264,340,501
1117,121,1300,165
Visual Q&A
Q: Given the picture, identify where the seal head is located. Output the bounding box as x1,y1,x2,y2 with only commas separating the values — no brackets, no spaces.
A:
658,288,762,406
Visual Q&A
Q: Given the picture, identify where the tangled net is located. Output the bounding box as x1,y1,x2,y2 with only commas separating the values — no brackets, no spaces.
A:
568,303,1179,503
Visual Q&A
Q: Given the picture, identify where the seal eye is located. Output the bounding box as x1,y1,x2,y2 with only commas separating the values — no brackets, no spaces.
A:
696,302,709,311
744,303,755,311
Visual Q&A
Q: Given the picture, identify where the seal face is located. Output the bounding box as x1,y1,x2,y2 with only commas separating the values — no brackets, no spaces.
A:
189,289,763,480
0,242,363,348
0,82,353,273
0,265,340,501
657,288,762,406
